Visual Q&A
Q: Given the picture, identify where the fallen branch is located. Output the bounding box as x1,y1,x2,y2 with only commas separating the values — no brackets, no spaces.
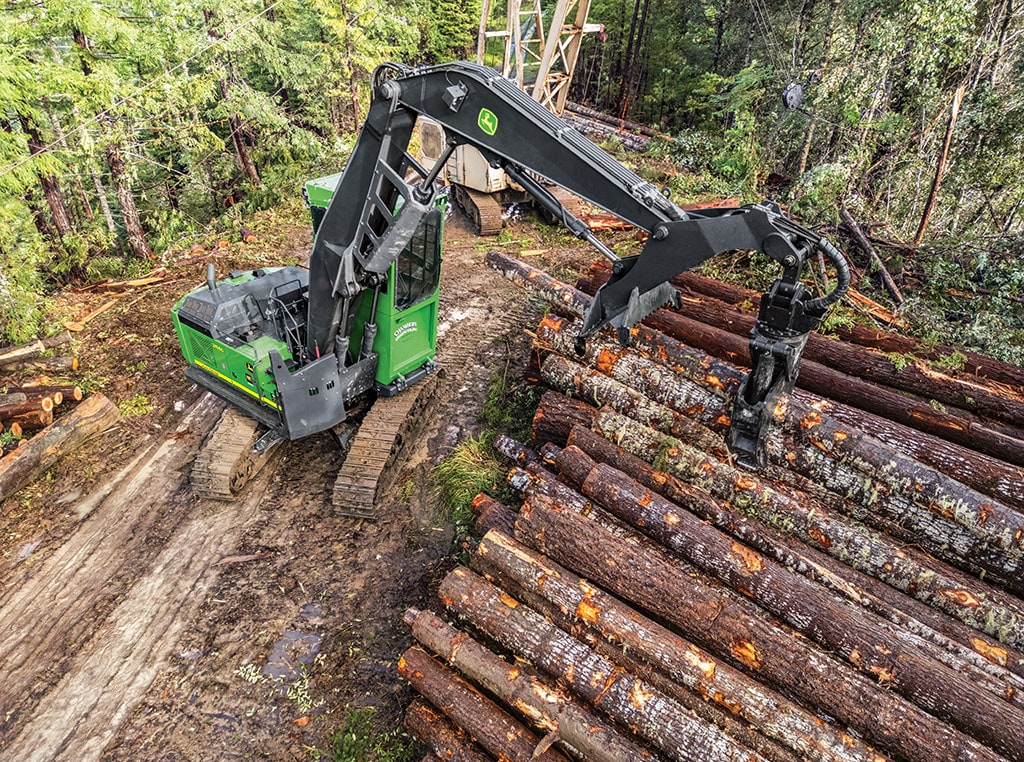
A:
841,208,905,304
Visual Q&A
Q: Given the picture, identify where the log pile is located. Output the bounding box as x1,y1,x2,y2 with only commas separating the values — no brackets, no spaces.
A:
0,331,110,494
399,252,1024,762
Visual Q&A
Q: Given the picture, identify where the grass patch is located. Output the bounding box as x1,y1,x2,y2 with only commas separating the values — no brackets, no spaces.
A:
431,433,507,535
478,372,542,443
330,708,420,762
118,394,153,417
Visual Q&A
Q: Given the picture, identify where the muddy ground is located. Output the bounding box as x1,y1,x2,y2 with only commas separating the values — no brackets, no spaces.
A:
0,206,598,760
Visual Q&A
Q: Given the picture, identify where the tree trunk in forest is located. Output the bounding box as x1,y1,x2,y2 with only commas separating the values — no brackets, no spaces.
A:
104,140,152,260
558,448,1024,729
514,495,1007,762
472,530,886,762
562,421,1024,684
19,116,73,245
398,646,573,762
403,609,657,762
711,0,731,72
439,567,768,762
915,83,966,245
218,78,262,186
0,395,119,503
403,700,494,762
44,103,93,222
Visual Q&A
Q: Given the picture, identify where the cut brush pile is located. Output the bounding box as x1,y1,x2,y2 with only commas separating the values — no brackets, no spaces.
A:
398,251,1024,762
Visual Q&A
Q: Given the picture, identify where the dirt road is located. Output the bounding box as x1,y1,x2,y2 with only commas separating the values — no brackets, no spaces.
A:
0,212,574,759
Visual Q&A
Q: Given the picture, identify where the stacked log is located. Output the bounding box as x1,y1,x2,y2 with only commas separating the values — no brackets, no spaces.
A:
398,252,1024,762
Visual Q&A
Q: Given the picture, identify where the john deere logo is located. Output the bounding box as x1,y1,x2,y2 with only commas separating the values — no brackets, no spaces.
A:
477,108,498,136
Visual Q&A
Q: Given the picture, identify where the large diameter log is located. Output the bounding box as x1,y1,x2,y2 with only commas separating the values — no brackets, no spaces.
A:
398,646,572,762
472,530,886,762
564,421,1024,685
532,389,599,446
470,493,516,536
592,408,1024,648
514,495,1006,762
516,493,1003,762
403,700,495,762
657,263,1024,391
581,261,1024,475
439,566,767,762
585,254,1024,421
0,394,120,503
403,608,657,762
0,397,54,418
567,449,1024,739
537,314,1024,585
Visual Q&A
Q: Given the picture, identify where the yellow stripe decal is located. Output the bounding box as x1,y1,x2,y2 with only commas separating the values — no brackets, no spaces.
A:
195,360,280,410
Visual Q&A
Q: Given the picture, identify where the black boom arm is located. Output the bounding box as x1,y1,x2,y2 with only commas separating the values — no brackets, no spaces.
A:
306,61,849,467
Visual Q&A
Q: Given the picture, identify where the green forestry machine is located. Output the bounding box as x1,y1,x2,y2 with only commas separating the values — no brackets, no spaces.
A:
171,60,849,513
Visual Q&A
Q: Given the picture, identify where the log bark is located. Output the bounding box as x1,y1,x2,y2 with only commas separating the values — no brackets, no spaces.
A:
0,340,46,366
0,356,79,374
564,421,1024,685
3,384,84,402
0,393,27,406
531,389,599,446
0,395,120,503
589,408,1024,646
472,531,884,762
561,447,1024,729
0,397,54,418
536,315,1024,588
398,646,572,762
470,493,517,536
403,699,495,762
4,409,54,433
514,495,1007,762
582,262,1024,430
439,567,768,762
593,260,1024,390
403,609,657,762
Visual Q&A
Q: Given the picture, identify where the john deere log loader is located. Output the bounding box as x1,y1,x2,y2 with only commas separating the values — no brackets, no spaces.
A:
172,61,849,515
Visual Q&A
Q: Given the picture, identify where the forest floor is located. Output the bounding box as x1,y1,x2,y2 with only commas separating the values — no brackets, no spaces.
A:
0,204,597,760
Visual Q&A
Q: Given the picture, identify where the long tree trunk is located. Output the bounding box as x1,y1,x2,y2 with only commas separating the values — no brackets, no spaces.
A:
472,530,885,762
104,138,152,260
915,83,966,244
439,567,769,762
404,609,658,762
514,495,1006,762
398,646,573,762
559,447,1024,731
403,700,495,762
19,116,73,245
561,420,1024,684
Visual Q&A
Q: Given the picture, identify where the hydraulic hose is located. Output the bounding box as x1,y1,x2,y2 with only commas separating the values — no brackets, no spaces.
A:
804,237,851,313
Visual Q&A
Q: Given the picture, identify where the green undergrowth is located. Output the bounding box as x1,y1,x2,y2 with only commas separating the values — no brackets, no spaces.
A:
431,373,543,536
329,708,420,762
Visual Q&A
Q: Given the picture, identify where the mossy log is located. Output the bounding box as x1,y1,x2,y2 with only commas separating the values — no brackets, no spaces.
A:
563,420,1024,685
403,700,494,762
590,407,1024,646
0,394,120,503
513,495,1008,762
586,258,1024,415
535,314,1024,589
439,566,767,762
403,608,658,762
472,530,886,762
561,446,1024,731
398,645,572,762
